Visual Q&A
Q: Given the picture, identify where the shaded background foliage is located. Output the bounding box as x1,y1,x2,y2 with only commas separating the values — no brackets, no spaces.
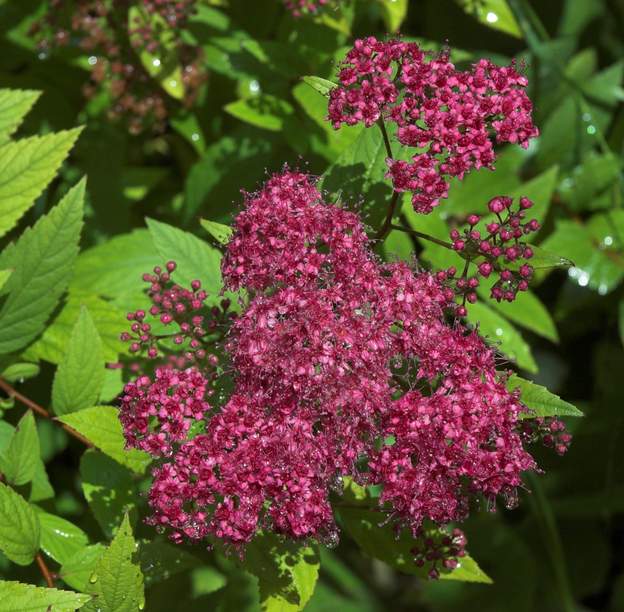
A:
0,0,623,610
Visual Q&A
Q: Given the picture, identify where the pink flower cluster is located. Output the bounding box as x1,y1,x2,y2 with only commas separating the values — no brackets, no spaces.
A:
328,37,539,213
447,195,541,304
120,366,212,456
124,169,554,577
284,0,329,17
120,261,232,366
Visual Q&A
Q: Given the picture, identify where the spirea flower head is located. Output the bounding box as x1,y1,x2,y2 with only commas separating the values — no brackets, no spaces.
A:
222,169,372,292
121,168,568,579
120,366,212,456
369,368,536,533
148,394,338,544
328,37,539,213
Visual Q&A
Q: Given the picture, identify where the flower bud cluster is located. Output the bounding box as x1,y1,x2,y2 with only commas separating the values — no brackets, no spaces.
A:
449,195,540,303
519,417,572,456
284,0,329,16
120,261,232,367
410,526,467,580
31,0,205,134
328,37,539,213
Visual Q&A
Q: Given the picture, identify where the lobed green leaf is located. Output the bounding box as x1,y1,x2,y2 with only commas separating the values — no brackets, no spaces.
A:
0,410,39,486
57,407,151,474
0,580,91,612
83,514,145,612
0,128,82,237
0,89,41,144
244,533,320,612
508,374,584,418
0,482,40,565
52,306,104,416
0,179,85,354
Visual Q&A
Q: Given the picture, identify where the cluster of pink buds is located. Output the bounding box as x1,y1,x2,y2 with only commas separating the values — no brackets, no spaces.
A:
284,0,330,16
120,261,232,367
328,37,539,213
520,417,572,456
31,0,205,134
410,526,467,580
448,195,540,303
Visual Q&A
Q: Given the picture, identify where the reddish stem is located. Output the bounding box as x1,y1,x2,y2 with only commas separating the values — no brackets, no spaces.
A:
0,378,93,447
36,553,54,588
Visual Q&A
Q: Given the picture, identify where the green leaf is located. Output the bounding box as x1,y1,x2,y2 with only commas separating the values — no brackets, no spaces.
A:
320,126,395,230
0,482,40,565
242,40,309,80
301,76,337,97
182,127,279,223
224,95,294,132
170,112,206,154
57,407,151,474
199,219,234,246
24,295,125,365
524,244,575,270
71,229,160,298
37,510,89,565
244,533,320,612
52,306,104,416
477,289,559,342
559,152,621,212
0,420,53,502
146,218,223,295
0,580,91,612
508,374,584,418
442,146,526,216
292,82,363,160
339,507,492,583
84,514,144,612
0,128,82,237
467,301,538,372
454,0,521,37
508,165,559,226
29,460,54,503
0,411,39,486
376,0,408,32
0,89,41,144
128,7,185,100
539,219,624,294
60,544,106,592
382,228,414,261
25,293,127,364
0,269,11,292
120,166,167,203
138,540,202,587
1,362,40,383
0,179,85,354
80,450,139,539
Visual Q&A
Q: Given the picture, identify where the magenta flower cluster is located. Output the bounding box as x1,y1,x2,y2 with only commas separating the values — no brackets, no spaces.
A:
120,261,231,367
121,169,555,577
446,195,541,304
284,0,329,16
328,37,539,213
120,366,212,456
